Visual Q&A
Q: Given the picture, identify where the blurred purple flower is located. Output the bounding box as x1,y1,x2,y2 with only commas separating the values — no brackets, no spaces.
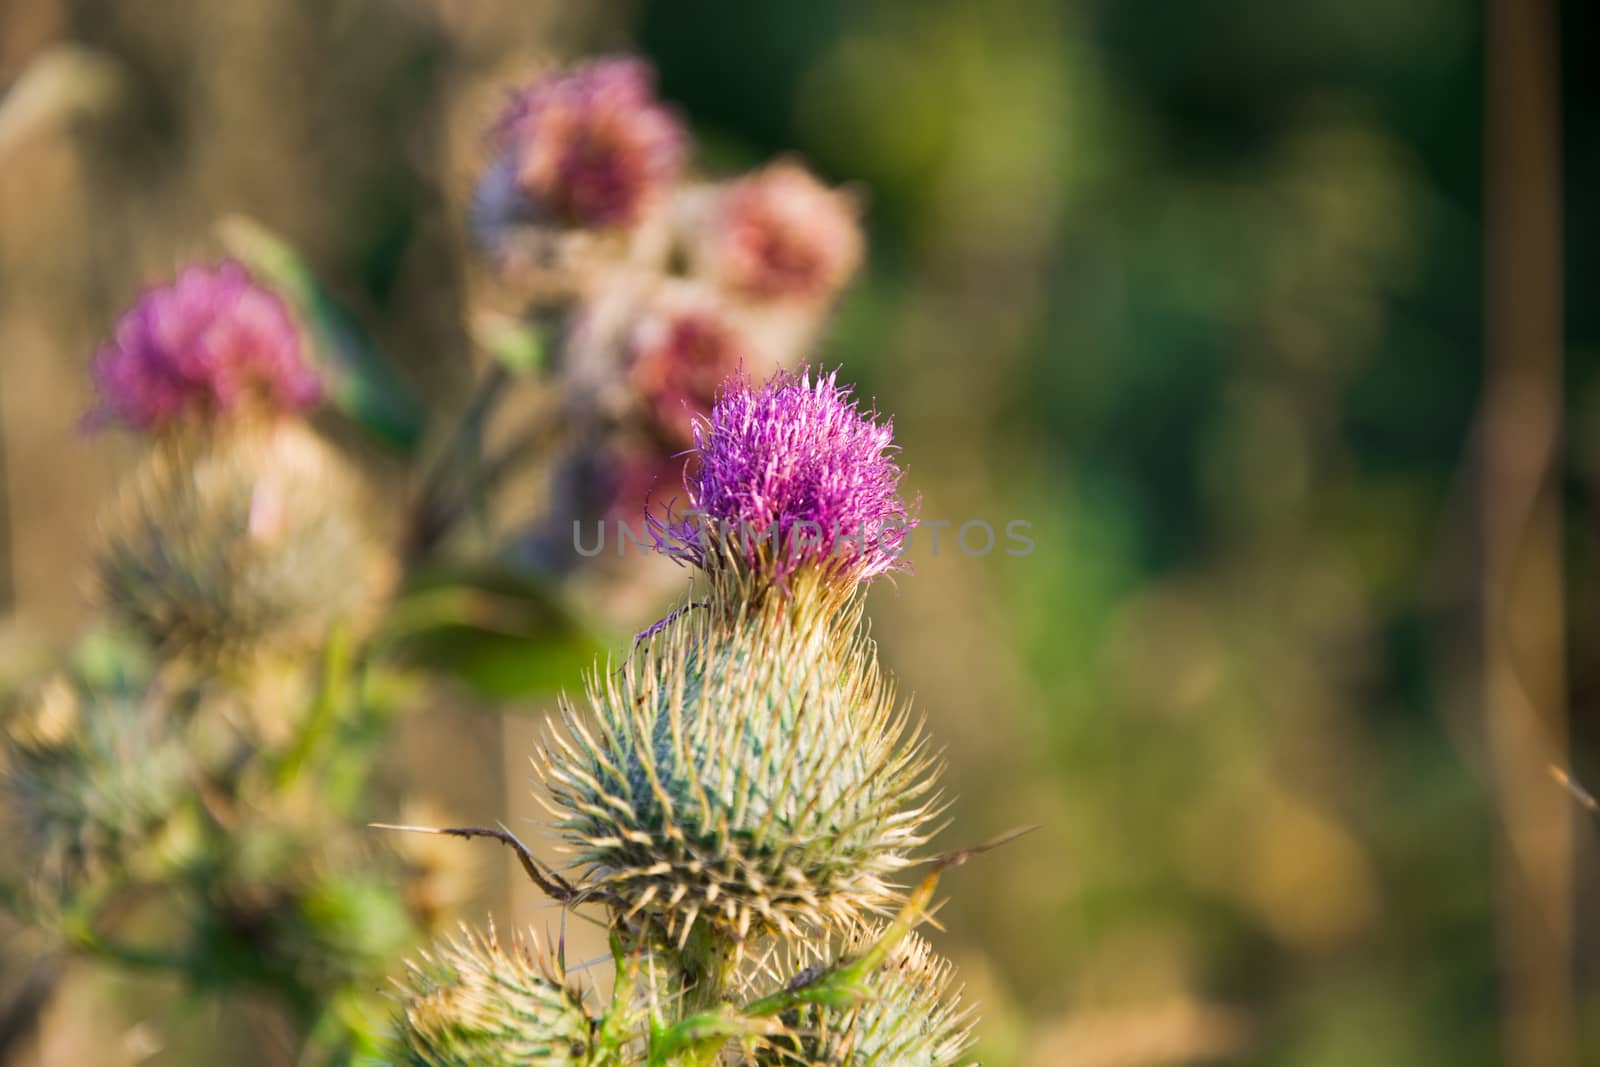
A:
706,160,862,304
493,58,686,230
653,368,916,585
626,296,749,449
602,447,690,530
89,262,320,432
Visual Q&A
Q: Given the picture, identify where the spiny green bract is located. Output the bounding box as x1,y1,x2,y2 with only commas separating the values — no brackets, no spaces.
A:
393,924,597,1067
538,582,938,945
96,421,379,658
754,931,974,1067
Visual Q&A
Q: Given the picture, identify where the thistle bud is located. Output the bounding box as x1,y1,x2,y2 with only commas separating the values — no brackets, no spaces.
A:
88,261,321,433
95,421,383,657
759,931,975,1067
485,58,686,235
651,369,917,593
392,925,594,1067
538,589,937,945
1,674,190,896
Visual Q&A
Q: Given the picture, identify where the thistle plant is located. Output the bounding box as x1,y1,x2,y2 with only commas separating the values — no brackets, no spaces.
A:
462,57,866,610
0,261,433,1063
87,262,381,659
386,370,984,1067
0,51,897,1067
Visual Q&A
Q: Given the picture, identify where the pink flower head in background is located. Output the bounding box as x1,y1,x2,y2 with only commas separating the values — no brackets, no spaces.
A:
626,298,748,449
89,262,320,432
599,446,690,535
707,160,863,304
654,368,916,586
494,58,686,230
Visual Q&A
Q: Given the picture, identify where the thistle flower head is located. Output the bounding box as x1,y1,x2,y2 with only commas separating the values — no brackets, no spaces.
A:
758,931,975,1066
96,421,381,657
539,591,937,947
492,58,686,231
653,369,916,590
705,160,863,304
392,924,593,1067
625,290,749,449
89,262,320,432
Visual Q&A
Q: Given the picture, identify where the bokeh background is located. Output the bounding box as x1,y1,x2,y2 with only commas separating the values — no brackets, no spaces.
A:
2,1,1598,1064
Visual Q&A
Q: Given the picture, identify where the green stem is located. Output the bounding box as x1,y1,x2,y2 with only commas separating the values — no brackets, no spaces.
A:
403,362,512,565
57,879,185,973
676,920,737,1018
275,625,354,790
642,921,745,1067
66,924,190,972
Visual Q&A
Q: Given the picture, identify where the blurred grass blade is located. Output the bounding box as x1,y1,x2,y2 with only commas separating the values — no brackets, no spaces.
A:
216,215,426,451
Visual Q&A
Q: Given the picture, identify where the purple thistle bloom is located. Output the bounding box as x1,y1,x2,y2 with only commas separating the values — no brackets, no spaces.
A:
653,368,917,586
493,58,686,230
89,262,320,432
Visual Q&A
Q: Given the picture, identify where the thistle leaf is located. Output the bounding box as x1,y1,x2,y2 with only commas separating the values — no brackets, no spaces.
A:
381,568,606,701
